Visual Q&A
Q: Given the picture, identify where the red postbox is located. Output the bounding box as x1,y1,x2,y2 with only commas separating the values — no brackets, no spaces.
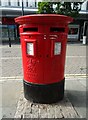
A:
15,14,73,103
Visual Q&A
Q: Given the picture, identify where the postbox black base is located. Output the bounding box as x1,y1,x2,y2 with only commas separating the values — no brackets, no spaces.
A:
23,79,65,104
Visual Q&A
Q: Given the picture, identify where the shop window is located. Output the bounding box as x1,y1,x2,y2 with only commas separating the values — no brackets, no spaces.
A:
68,25,79,40
68,28,78,35
87,1,88,10
26,1,28,7
17,0,20,6
0,0,1,6
8,0,11,6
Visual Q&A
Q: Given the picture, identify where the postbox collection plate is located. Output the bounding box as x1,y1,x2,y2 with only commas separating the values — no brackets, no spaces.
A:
27,42,34,56
54,42,61,55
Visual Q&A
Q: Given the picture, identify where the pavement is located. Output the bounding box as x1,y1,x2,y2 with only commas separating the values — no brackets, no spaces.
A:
0,42,87,119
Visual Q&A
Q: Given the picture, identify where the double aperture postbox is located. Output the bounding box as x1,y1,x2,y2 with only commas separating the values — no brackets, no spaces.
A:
15,14,73,103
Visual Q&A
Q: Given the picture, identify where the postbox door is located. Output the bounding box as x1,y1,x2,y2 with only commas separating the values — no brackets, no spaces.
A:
43,26,67,84
23,37,45,84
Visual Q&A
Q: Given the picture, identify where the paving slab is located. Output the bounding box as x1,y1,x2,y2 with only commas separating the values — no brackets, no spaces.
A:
65,79,86,118
14,90,80,119
0,79,23,118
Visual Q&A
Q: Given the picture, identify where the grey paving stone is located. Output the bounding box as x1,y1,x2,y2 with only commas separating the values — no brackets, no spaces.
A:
2,59,23,77
66,44,86,56
1,45,21,57
65,79,86,118
14,91,79,118
1,80,23,118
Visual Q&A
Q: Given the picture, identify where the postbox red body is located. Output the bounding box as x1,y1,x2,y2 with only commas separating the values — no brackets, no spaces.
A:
15,14,73,103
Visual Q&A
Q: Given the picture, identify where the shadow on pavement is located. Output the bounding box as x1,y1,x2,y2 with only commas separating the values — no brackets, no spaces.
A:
66,90,86,108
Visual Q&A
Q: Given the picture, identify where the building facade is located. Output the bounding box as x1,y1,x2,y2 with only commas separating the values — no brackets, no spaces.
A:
0,0,88,43
0,0,38,43
68,0,88,42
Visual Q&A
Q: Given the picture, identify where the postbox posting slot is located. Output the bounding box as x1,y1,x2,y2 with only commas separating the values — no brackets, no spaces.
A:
50,27,65,32
23,27,38,32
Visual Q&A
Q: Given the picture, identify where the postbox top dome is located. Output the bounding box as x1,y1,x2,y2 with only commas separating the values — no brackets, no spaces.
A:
15,14,73,25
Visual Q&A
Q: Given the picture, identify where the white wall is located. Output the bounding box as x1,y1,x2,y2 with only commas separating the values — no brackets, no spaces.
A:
28,0,35,7
1,0,8,6
10,0,18,6
1,0,38,7
81,0,88,11
19,0,22,7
